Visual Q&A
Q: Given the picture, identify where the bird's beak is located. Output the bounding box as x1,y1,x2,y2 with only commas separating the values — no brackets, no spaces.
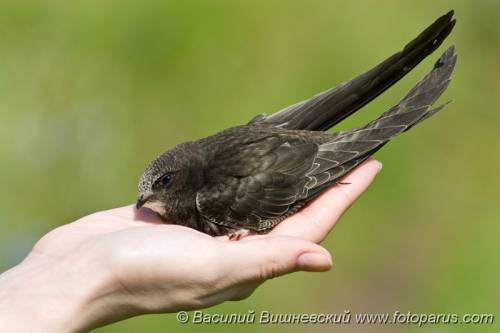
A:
136,192,153,209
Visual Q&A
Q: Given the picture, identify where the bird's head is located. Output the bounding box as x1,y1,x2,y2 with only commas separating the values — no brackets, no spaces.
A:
136,142,203,218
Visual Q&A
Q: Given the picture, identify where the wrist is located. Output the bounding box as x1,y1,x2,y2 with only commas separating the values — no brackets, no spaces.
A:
0,247,115,333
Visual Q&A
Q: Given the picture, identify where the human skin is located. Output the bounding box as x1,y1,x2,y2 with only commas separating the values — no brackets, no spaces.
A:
0,159,382,332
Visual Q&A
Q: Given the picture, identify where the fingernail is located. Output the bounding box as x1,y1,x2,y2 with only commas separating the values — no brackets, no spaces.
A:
297,253,332,272
375,159,383,172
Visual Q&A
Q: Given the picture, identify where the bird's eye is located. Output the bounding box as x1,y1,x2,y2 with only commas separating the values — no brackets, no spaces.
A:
159,174,173,187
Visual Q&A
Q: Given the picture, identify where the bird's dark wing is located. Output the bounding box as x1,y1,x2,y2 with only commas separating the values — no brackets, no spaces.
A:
253,11,455,131
197,47,456,232
196,134,319,231
304,46,457,196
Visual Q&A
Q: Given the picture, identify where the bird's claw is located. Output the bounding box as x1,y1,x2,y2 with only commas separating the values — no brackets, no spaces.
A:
228,229,251,241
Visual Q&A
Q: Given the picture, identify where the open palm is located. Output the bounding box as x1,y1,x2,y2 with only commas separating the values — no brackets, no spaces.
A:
26,159,381,331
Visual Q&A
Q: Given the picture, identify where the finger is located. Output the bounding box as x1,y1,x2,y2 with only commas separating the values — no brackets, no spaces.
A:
270,158,383,243
222,236,332,284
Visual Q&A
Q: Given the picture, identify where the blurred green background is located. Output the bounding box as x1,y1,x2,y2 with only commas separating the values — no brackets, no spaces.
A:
0,0,499,332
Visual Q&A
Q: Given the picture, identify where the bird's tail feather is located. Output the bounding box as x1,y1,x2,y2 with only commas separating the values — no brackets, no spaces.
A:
305,46,457,195
262,11,456,131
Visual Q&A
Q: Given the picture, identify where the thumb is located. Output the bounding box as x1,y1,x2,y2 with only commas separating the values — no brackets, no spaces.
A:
225,236,332,282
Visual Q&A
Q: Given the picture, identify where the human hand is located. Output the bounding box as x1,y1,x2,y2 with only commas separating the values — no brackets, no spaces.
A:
0,159,381,332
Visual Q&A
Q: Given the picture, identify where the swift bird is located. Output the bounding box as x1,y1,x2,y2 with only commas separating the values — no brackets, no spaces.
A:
137,11,457,239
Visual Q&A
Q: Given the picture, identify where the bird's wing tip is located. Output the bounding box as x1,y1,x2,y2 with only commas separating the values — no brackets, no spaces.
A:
434,45,457,70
